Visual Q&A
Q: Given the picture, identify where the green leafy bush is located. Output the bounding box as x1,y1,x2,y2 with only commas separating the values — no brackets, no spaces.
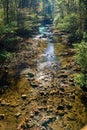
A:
0,22,23,43
74,41,87,72
74,41,87,87
0,22,17,36
4,36,23,43
55,13,82,42
56,14,77,30
83,32,87,42
75,73,87,87
0,50,13,62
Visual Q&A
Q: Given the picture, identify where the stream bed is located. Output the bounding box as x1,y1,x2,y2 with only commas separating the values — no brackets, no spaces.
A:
0,24,87,130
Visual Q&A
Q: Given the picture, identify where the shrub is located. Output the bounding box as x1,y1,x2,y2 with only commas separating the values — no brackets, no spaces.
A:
0,50,13,62
74,41,87,87
74,41,87,72
57,14,78,31
55,13,82,42
75,73,87,87
0,22,17,36
83,32,87,42
0,22,22,43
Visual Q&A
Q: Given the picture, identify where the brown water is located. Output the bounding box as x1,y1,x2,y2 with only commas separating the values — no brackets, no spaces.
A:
0,25,87,130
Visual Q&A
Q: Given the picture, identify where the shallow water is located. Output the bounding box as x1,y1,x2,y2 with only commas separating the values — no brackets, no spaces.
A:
36,25,60,71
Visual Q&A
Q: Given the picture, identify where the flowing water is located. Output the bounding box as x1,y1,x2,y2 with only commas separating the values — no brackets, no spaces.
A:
37,25,59,68
34,24,61,87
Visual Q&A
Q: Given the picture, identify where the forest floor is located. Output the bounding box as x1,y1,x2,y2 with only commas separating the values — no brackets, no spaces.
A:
0,26,87,130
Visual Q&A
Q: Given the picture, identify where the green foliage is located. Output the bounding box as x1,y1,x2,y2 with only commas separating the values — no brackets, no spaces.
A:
0,22,17,36
4,36,22,43
0,50,13,62
56,13,81,42
56,14,78,32
0,22,23,43
75,73,87,87
74,41,87,87
74,41,87,72
54,0,87,43
83,32,87,42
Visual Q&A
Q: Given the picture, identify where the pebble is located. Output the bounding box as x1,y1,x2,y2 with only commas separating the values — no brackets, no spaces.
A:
21,94,27,100
30,113,34,118
15,113,21,118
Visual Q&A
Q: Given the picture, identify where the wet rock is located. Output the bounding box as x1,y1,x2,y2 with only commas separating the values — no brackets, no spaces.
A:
71,95,75,99
0,114,5,120
47,108,53,113
30,113,34,118
43,100,47,104
28,72,34,78
71,83,75,86
69,78,74,82
0,101,10,106
21,107,25,110
34,110,39,116
10,103,18,107
38,106,44,111
30,82,38,88
41,116,55,127
50,90,59,95
61,52,69,56
60,92,64,96
15,112,21,118
58,74,68,78
0,99,1,103
67,115,76,121
29,124,35,128
21,94,27,100
40,91,47,96
58,111,65,116
60,87,65,92
67,104,72,110
57,105,64,110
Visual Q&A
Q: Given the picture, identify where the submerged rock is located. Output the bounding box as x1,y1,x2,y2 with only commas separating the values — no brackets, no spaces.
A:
0,114,5,120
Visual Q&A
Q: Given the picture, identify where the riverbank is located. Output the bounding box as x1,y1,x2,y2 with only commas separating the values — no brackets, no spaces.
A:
0,25,87,130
